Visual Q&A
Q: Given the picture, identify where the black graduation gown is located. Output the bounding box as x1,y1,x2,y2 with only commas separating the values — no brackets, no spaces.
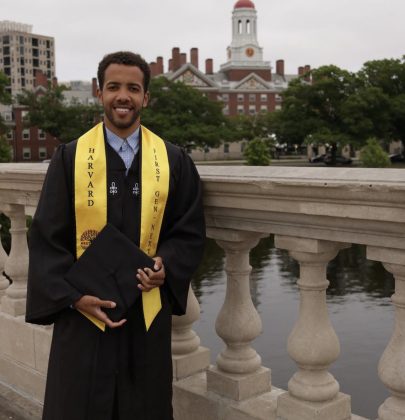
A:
25,131,206,420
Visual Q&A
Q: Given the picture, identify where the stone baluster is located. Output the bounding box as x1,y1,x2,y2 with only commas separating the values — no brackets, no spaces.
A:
0,224,9,302
1,205,29,317
367,246,405,420
206,228,270,401
171,285,210,380
275,236,351,420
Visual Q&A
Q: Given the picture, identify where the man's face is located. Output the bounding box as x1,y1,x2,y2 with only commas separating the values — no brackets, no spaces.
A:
98,63,149,137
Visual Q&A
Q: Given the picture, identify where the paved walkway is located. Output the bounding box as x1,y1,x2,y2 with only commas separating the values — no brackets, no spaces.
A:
0,383,41,420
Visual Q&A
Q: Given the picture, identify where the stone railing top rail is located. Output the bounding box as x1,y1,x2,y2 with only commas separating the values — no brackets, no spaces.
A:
197,165,405,188
0,163,403,250
197,166,405,252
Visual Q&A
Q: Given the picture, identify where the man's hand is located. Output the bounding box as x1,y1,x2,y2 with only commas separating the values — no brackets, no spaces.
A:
73,295,127,328
137,256,166,292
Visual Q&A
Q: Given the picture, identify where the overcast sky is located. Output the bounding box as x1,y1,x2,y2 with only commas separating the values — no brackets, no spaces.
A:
4,0,405,82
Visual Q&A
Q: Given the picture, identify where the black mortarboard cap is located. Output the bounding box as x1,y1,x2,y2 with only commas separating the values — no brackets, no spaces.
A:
65,223,155,321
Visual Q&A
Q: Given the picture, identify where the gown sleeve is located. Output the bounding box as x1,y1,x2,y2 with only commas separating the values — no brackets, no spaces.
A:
157,149,206,315
25,144,82,325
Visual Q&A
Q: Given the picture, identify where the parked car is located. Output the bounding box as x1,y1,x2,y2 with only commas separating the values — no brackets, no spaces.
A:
324,155,352,165
389,153,405,163
309,154,326,163
310,154,352,165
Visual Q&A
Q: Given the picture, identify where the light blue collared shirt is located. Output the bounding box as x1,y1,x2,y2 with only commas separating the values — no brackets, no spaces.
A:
105,126,140,173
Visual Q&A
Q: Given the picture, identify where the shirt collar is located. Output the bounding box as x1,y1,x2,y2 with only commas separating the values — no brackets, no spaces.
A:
104,125,140,154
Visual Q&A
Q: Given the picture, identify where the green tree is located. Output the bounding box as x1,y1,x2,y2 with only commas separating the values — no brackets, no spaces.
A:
229,112,273,141
270,59,405,157
360,137,391,168
271,65,357,149
141,77,232,149
358,57,405,143
243,137,272,166
18,86,102,143
0,71,12,137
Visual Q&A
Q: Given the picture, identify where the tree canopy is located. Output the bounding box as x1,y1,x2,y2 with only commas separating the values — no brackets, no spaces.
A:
0,71,12,136
18,85,102,144
141,77,232,149
270,57,405,149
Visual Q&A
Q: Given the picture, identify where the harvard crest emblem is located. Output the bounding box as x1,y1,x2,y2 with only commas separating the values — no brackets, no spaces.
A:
80,229,99,250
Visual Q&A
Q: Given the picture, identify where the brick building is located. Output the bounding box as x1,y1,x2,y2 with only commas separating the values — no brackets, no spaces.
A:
0,21,55,98
0,21,58,162
149,0,308,118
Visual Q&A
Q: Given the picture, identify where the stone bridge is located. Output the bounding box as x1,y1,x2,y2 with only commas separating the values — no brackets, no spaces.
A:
0,164,404,420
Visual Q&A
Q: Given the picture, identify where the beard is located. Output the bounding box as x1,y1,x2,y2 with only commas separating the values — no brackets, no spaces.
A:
104,106,142,130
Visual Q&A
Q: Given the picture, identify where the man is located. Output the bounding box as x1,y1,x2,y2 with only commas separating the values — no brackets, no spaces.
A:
26,51,205,420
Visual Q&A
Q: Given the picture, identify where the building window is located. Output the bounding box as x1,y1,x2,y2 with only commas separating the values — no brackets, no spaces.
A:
38,129,46,139
3,111,12,121
238,20,242,34
237,94,244,102
224,144,229,153
249,105,256,115
246,20,251,34
260,105,268,112
6,131,13,140
261,94,267,102
23,147,31,160
38,147,47,160
275,94,282,102
275,104,282,111
22,129,30,140
222,106,229,115
222,93,229,102
249,94,256,103
3,35,10,44
237,105,244,114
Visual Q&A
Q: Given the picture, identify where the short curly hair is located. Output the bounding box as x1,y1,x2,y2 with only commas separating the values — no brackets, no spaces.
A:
97,51,151,92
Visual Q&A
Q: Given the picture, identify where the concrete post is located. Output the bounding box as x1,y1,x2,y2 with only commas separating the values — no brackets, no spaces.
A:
275,236,351,420
206,228,270,401
1,205,28,316
0,225,9,302
368,247,405,420
171,286,210,380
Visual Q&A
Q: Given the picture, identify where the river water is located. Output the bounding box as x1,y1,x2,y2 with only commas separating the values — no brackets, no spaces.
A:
192,237,395,419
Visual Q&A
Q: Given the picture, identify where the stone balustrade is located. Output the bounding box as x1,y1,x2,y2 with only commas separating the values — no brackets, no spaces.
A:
0,163,404,420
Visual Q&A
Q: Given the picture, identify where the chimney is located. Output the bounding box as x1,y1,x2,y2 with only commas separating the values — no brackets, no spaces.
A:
298,66,305,76
180,53,187,66
276,60,285,77
205,58,213,75
150,62,158,77
168,58,173,72
92,77,98,97
172,47,181,71
34,70,48,88
190,47,199,69
304,65,311,82
156,56,164,74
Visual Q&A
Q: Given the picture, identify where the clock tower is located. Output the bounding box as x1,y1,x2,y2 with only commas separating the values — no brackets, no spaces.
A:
220,0,271,80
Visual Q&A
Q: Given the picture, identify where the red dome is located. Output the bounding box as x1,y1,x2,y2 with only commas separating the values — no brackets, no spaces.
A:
234,0,255,9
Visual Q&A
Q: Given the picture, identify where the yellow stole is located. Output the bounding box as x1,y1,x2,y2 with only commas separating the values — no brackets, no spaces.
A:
74,122,169,331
